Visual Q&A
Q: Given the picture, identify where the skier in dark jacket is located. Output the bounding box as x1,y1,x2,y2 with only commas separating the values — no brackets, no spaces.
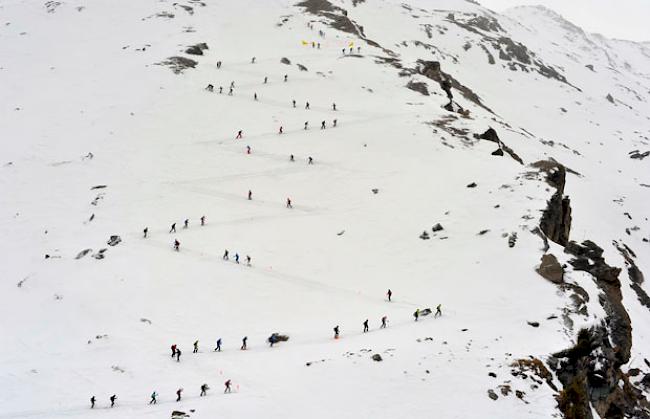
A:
224,380,232,393
184,219,189,229
149,391,158,404
241,336,248,350
290,154,295,162
305,101,310,110
387,289,392,302
176,348,182,362
435,304,442,317
193,340,199,353
304,121,309,130
200,215,205,226
333,119,337,127
200,383,209,396
143,227,148,238
381,316,388,328
286,198,292,208
363,319,369,333
223,249,229,260
215,338,222,352
292,99,296,108
235,253,240,264
332,103,337,111
321,120,326,129
333,325,340,339
174,239,180,251
90,396,96,409
171,344,177,357
170,223,176,233
246,255,251,266
414,309,420,322
284,74,288,82
176,388,183,402
219,86,223,94
248,190,252,200
110,394,117,407
236,130,243,139
308,156,313,165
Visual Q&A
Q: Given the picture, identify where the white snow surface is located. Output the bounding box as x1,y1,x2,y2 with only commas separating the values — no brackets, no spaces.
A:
1,0,649,418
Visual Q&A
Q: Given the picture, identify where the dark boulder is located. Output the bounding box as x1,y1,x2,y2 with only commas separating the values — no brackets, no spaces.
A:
536,253,564,284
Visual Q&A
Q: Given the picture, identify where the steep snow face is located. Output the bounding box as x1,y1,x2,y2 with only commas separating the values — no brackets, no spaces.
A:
1,0,649,418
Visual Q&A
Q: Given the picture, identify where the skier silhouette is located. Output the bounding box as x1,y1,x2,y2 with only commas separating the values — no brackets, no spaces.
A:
304,121,309,130
200,384,209,396
246,255,251,266
143,227,148,238
223,249,229,260
215,338,222,351
236,130,243,139
219,86,223,94
333,325,340,339
224,380,232,393
241,336,248,350
308,156,313,165
292,99,296,108
414,309,420,322
176,388,183,402
387,289,392,302
332,103,337,111
333,119,337,127
90,396,96,409
254,92,258,101
235,253,240,264
290,154,295,162
176,348,182,362
183,219,189,229
174,239,180,251
171,344,177,357
305,102,310,110
279,126,283,134
363,319,369,333
381,316,388,328
248,190,252,200
321,120,326,129
193,340,199,353
200,215,205,226
110,395,117,408
264,76,268,84
435,304,442,317
286,198,292,208
170,223,176,233
149,391,157,404
284,74,288,82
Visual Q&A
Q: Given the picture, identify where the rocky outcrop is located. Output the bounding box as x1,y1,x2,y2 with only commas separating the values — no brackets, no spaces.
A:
476,128,523,164
564,240,630,364
550,326,650,419
535,161,572,246
417,60,494,114
185,42,208,55
615,242,650,311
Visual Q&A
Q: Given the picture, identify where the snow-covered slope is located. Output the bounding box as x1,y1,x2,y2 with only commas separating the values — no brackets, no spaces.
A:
1,0,649,418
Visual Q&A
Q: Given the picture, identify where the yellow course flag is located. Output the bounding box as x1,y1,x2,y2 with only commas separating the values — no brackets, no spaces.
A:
302,40,309,46
348,41,354,47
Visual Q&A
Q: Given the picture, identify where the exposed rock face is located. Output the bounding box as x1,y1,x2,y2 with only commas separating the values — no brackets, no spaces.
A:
536,161,572,246
564,240,630,364
615,242,650,311
550,327,650,419
417,60,494,114
536,253,564,284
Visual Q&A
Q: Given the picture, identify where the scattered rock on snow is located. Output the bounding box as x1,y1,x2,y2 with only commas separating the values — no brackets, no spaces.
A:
280,57,291,65
487,389,498,400
432,223,444,232
527,321,540,328
90,185,107,190
508,232,517,248
420,231,430,240
75,249,92,259
491,148,504,156
371,188,379,194
171,411,190,419
107,235,121,246
297,63,308,71
467,182,477,188
536,253,564,284
372,354,383,362
185,42,208,55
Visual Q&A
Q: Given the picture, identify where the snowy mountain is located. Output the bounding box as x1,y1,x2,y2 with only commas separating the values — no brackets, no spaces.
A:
1,0,649,418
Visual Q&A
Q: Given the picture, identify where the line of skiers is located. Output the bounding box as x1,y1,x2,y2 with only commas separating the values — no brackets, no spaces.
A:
90,381,233,408
233,118,338,140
